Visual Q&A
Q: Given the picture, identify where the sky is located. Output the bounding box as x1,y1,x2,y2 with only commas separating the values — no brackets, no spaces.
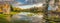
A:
15,0,45,5
14,3,43,9
12,0,45,9
12,0,53,10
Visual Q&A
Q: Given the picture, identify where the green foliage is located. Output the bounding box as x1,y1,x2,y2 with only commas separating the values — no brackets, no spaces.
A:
13,20,30,23
0,11,19,23
0,14,10,23
27,14,33,17
45,15,60,23
10,5,13,11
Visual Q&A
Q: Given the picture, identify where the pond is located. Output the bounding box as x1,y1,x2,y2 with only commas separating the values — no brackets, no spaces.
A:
11,12,44,23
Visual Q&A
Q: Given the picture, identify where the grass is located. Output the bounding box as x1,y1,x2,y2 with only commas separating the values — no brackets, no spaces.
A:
10,11,19,15
0,14,10,23
0,11,20,23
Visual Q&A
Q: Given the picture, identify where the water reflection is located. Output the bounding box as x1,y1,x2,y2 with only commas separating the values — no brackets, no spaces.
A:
12,12,44,23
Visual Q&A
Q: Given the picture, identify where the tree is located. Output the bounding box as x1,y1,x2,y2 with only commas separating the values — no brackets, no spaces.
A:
10,5,13,11
44,0,50,23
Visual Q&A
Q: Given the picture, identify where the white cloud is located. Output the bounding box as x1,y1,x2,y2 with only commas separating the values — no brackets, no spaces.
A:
15,5,34,9
33,3,43,7
16,2,22,4
13,2,23,6
25,0,28,2
13,3,43,9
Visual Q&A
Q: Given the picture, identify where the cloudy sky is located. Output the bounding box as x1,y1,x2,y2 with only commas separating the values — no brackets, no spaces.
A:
12,0,45,9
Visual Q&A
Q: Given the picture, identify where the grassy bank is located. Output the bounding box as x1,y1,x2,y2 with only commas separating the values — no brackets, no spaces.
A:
0,11,20,23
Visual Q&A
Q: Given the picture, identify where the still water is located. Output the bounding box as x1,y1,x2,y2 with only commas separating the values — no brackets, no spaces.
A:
11,12,44,23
